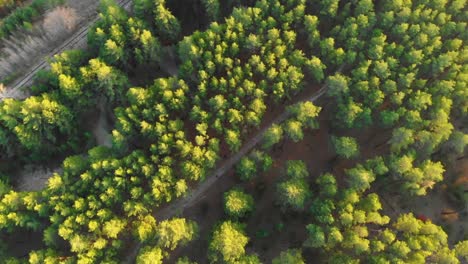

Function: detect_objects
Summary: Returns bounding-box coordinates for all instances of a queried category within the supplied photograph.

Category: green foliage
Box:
[201,0,220,21]
[304,159,464,263]
[236,150,272,181]
[0,190,46,233]
[277,177,311,211]
[209,221,249,263]
[262,123,283,150]
[284,119,304,142]
[288,101,321,130]
[2,0,467,262]
[0,94,77,158]
[331,136,359,159]
[89,0,162,67]
[390,156,445,196]
[176,257,198,264]
[286,160,309,179]
[152,0,181,42]
[156,218,198,250]
[236,156,256,181]
[345,165,375,191]
[272,248,305,264]
[454,241,468,263]
[137,246,164,264]
[224,188,254,218]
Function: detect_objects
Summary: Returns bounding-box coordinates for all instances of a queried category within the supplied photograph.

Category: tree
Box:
[134,214,157,242]
[326,74,349,98]
[304,15,320,47]
[277,177,311,211]
[443,131,468,156]
[320,0,339,17]
[201,0,220,21]
[284,120,304,142]
[12,95,76,155]
[389,127,414,153]
[306,56,325,82]
[236,157,257,181]
[226,129,241,152]
[331,136,359,159]
[153,0,181,42]
[286,160,309,179]
[454,241,468,263]
[209,221,249,263]
[262,123,283,150]
[157,218,198,250]
[316,173,337,197]
[272,249,305,264]
[288,101,321,129]
[346,165,375,191]
[224,189,254,218]
[103,218,126,239]
[137,246,164,264]
[176,257,198,264]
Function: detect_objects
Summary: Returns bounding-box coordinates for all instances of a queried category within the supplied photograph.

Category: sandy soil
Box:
[13,164,61,191]
[92,102,112,147]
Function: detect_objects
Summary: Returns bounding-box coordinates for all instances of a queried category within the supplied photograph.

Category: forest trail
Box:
[0,0,133,101]
[124,83,330,263]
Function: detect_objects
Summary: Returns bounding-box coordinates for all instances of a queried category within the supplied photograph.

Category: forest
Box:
[0,0,466,263]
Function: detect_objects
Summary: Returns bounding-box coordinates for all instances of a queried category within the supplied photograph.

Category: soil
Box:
[92,101,113,147]
[13,164,61,191]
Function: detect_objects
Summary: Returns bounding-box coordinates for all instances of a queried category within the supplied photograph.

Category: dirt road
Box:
[0,0,133,101]
[123,84,330,263]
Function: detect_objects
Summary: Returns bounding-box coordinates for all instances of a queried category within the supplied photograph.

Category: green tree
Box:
[286,160,309,179]
[272,249,305,264]
[319,0,339,17]
[12,95,76,155]
[226,129,241,152]
[326,74,349,98]
[157,218,198,250]
[346,165,375,191]
[137,246,164,264]
[331,136,359,159]
[209,221,249,263]
[284,120,304,142]
[201,0,220,21]
[224,188,254,218]
[454,241,468,263]
[262,123,283,150]
[288,101,321,129]
[176,257,198,264]
[236,157,257,181]
[153,0,181,42]
[277,177,311,211]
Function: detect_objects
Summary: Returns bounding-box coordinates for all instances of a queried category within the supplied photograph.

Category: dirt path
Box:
[0,0,133,101]
[14,165,62,192]
[123,84,330,263]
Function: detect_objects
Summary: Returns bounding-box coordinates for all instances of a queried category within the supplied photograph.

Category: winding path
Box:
[0,0,133,101]
[124,83,330,263]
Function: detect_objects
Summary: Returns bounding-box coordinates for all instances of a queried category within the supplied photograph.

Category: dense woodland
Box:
[0,0,467,263]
